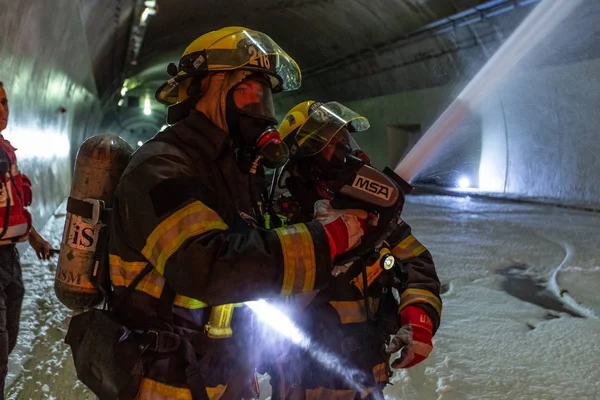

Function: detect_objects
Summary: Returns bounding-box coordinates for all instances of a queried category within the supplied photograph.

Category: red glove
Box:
[386,306,433,368]
[313,199,367,258]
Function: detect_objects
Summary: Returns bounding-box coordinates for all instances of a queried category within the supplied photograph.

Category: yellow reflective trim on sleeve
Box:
[399,288,442,316]
[142,201,228,275]
[109,254,208,310]
[274,223,316,296]
[392,234,427,260]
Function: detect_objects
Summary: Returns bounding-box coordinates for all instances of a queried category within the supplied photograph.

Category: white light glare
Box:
[245,299,372,395]
[160,124,168,131]
[3,128,70,159]
[143,97,152,115]
[117,99,124,107]
[458,176,471,189]
[242,30,267,54]
[137,141,143,147]
[120,87,128,97]
[245,300,306,345]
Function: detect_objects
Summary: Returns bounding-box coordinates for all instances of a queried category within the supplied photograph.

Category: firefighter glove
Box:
[386,306,433,369]
[313,199,367,258]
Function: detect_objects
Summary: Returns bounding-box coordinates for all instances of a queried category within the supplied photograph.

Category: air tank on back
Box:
[55,134,132,311]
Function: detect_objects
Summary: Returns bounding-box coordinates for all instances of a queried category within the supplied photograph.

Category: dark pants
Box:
[0,245,24,399]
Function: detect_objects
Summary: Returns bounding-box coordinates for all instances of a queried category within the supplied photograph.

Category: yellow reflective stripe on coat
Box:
[329,299,379,324]
[399,288,442,316]
[372,362,389,384]
[274,223,316,296]
[351,247,389,294]
[138,378,226,400]
[392,234,427,260]
[109,254,208,309]
[142,201,228,275]
[306,387,356,400]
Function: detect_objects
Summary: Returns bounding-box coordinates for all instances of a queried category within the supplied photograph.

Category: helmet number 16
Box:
[248,46,270,69]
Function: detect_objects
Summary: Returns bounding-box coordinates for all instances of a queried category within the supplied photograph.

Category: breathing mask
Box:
[226,74,289,170]
[310,126,356,180]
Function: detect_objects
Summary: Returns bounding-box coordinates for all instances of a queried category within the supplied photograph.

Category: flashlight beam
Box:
[245,300,377,396]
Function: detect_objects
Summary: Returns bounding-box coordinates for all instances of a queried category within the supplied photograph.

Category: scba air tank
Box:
[55,134,132,311]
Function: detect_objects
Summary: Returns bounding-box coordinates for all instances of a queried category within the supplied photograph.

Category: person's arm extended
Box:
[28,225,52,260]
[117,151,334,306]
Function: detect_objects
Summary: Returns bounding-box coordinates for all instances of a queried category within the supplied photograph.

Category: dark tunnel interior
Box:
[1,0,600,398]
[3,0,599,228]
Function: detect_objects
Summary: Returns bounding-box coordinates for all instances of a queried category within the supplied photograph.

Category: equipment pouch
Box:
[65,308,145,400]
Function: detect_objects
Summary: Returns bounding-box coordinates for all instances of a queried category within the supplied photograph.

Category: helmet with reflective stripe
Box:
[155,26,302,105]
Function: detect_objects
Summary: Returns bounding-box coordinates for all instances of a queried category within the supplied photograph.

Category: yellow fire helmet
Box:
[155,26,302,106]
[278,100,370,158]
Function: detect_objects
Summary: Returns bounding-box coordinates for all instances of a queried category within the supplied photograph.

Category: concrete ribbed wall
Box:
[0,0,102,227]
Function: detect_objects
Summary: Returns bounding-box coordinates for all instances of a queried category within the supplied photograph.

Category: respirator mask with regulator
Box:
[226,74,289,173]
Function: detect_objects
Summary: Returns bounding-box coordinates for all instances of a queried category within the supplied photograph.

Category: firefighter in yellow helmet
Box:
[259,101,442,400]
[108,28,369,399]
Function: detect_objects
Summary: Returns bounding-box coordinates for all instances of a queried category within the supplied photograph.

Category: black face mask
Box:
[226,87,289,170]
[309,140,352,180]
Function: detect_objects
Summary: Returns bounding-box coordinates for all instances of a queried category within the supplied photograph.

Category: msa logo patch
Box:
[352,175,392,200]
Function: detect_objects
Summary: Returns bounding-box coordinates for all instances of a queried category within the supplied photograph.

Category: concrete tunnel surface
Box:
[1,0,600,399]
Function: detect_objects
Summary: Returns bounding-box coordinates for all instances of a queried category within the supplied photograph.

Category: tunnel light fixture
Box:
[143,97,152,115]
[458,176,471,189]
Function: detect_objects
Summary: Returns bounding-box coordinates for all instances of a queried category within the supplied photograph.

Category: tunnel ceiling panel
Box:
[79,0,135,100]
[130,0,491,91]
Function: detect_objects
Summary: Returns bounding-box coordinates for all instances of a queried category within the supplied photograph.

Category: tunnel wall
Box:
[481,58,600,207]
[274,1,599,209]
[0,0,102,229]
[302,55,600,209]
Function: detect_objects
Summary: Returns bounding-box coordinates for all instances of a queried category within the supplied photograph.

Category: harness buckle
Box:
[82,198,104,225]
[146,330,181,353]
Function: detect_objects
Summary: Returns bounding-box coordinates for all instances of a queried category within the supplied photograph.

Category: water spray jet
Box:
[395,0,584,183]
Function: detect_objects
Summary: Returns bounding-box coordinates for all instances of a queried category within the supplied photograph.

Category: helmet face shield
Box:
[207,30,301,92]
[295,102,370,157]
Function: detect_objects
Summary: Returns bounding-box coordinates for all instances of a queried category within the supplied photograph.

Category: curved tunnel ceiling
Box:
[131,0,502,90]
[98,0,577,142]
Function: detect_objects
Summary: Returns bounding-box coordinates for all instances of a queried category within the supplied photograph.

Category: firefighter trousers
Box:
[0,245,24,399]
